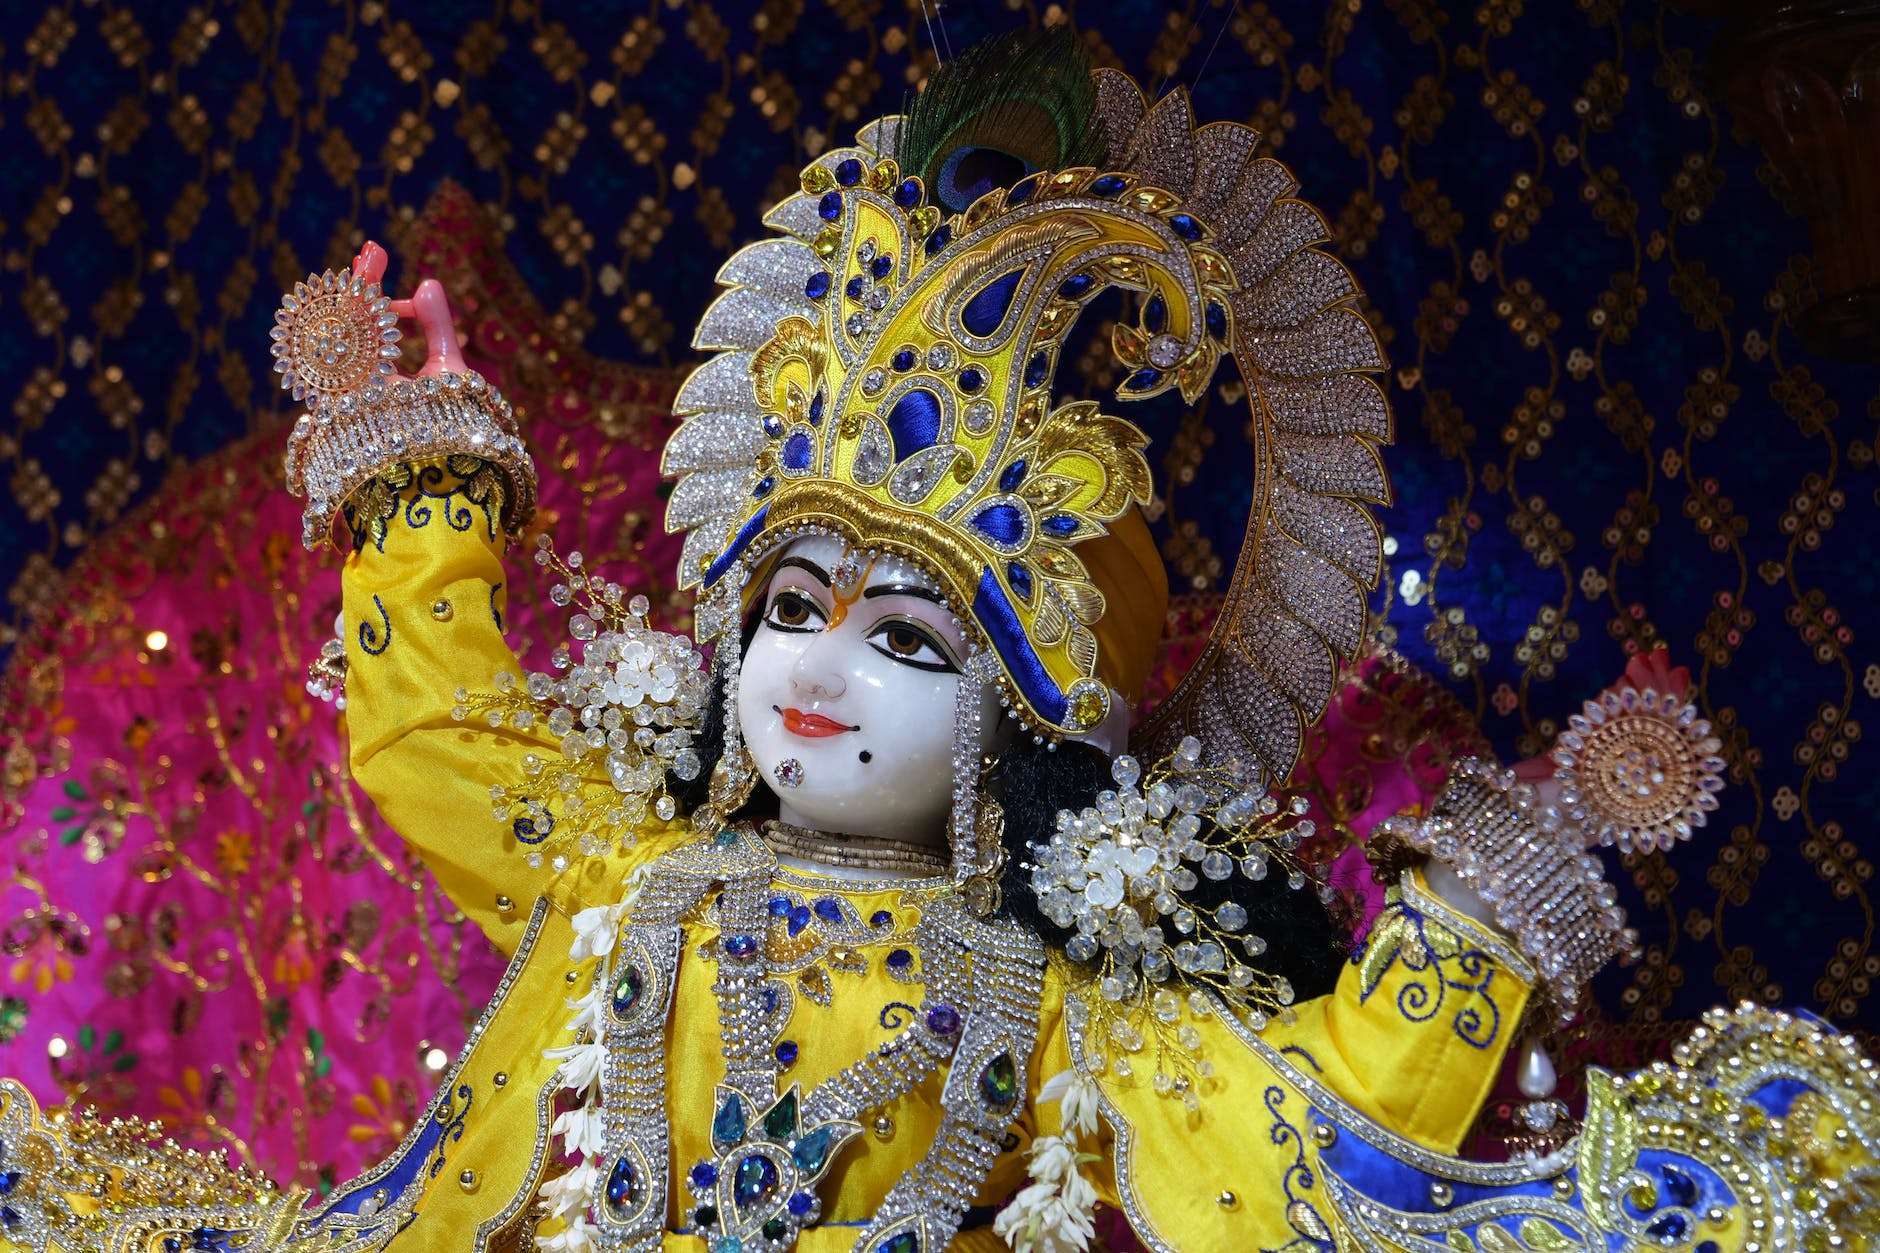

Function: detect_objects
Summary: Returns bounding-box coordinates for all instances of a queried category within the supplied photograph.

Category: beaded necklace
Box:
[582,825,1044,1253]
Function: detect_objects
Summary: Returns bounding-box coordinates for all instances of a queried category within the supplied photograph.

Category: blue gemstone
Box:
[690,1161,719,1188]
[734,1154,780,1207]
[835,157,864,187]
[999,459,1028,492]
[763,987,780,1012]
[610,965,643,1017]
[871,253,893,279]
[813,898,843,923]
[1007,175,1040,205]
[767,896,791,917]
[1006,563,1033,601]
[887,948,913,969]
[958,367,985,394]
[805,271,832,300]
[1645,1214,1689,1243]
[1042,514,1080,537]
[979,1051,1018,1106]
[818,192,843,222]
[870,909,893,927]
[792,1126,837,1174]
[0,1170,19,1196]
[1024,352,1050,389]
[892,347,916,371]
[724,934,758,959]
[961,269,1024,336]
[786,904,812,937]
[1145,294,1167,332]
[845,275,866,300]
[714,828,738,846]
[926,1003,962,1035]
[1206,301,1228,339]
[1660,1164,1699,1208]
[878,1232,920,1253]
[1696,1244,1720,1253]
[970,503,1027,546]
[894,177,922,208]
[713,1094,747,1147]
[809,390,825,425]
[776,1040,799,1066]
[925,224,952,255]
[1124,367,1163,390]
[762,414,785,437]
[788,1191,815,1217]
[781,431,813,471]
[605,1155,640,1212]
[1168,212,1202,241]
[1058,273,1095,299]
[1091,174,1128,197]
[752,476,776,499]
[712,1237,742,1253]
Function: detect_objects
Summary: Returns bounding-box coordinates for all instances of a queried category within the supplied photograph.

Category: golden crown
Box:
[667,71,1390,773]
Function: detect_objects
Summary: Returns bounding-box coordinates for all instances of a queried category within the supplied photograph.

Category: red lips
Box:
[778,706,858,738]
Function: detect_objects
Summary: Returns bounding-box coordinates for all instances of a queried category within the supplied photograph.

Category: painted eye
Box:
[765,590,826,633]
[865,619,956,673]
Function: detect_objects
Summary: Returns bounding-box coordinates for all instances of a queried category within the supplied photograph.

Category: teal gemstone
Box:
[712,1094,746,1149]
[610,964,643,1018]
[714,829,738,846]
[877,1233,920,1253]
[978,1052,1018,1107]
[733,1153,780,1208]
[792,1126,835,1175]
[711,1239,742,1253]
[762,1090,798,1141]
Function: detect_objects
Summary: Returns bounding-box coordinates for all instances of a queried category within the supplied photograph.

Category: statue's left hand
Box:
[351,240,468,377]
[1513,646,1704,851]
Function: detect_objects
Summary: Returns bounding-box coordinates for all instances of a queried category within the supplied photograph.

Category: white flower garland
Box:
[994,1069,1103,1253]
[534,867,650,1251]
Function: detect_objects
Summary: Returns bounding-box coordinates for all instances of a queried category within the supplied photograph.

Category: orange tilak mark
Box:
[825,555,877,629]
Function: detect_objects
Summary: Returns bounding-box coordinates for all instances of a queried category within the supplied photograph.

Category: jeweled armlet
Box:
[1380,757,1638,1020]
[273,268,536,551]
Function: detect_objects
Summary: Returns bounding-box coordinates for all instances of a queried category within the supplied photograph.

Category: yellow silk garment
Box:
[325,464,1534,1251]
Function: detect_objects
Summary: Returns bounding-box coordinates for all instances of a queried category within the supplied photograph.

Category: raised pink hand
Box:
[351,241,468,377]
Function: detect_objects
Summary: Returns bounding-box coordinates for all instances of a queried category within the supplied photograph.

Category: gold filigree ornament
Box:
[1551,685,1725,854]
[272,267,536,551]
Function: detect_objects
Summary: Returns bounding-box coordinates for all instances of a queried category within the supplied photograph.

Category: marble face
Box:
[736,536,1001,845]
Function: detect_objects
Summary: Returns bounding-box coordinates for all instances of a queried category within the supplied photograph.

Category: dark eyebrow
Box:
[862,582,947,605]
[773,556,831,586]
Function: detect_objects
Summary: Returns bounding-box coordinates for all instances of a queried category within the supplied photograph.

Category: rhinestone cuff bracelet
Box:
[283,369,536,550]
[1385,757,1639,1021]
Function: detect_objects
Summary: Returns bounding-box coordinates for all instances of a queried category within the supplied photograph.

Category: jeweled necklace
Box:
[582,825,1044,1253]
[761,820,951,876]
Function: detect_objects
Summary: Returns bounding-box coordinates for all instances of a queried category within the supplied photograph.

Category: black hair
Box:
[671,635,1349,1001]
[989,736,1349,1001]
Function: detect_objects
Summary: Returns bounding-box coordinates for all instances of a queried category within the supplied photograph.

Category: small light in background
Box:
[145,630,169,652]
[1399,569,1426,607]
[423,1046,449,1072]
[1382,536,1399,557]
[47,1035,68,1059]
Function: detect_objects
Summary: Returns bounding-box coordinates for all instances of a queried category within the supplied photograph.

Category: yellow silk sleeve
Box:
[1286,868,1534,1153]
[340,460,555,955]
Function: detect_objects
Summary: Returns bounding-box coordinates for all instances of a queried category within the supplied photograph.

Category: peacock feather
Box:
[895,27,1107,215]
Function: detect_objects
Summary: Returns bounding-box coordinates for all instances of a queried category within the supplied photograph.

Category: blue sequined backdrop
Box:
[2,1,1875,1036]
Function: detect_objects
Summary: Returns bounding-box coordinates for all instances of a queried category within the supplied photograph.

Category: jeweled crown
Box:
[668,64,1391,773]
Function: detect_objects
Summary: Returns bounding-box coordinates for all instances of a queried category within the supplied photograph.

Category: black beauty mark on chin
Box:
[859,750,873,764]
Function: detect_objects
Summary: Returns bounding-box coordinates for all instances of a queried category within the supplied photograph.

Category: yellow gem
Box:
[871,159,898,190]
[1068,687,1107,729]
[813,227,841,259]
[802,165,834,194]
[910,206,940,239]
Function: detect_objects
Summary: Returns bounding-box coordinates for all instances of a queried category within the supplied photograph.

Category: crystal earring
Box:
[772,758,804,789]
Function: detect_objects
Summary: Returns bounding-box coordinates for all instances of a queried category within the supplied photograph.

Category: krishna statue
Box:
[0,30,1871,1253]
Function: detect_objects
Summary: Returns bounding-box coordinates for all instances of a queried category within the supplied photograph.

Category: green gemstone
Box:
[763,1218,788,1241]
[978,1052,1017,1107]
[763,1089,799,1140]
